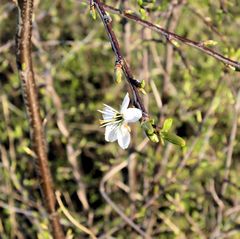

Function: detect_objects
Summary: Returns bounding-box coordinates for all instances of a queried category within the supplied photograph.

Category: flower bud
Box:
[139,88,147,95]
[141,120,159,143]
[149,133,159,143]
[202,40,218,46]
[160,131,185,147]
[139,80,146,94]
[114,63,123,83]
[170,39,180,48]
[90,5,97,20]
[140,80,145,88]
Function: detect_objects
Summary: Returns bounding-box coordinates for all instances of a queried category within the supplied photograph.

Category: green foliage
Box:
[0,0,240,238]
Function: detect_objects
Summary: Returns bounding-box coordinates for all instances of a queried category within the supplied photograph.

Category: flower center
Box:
[100,112,124,127]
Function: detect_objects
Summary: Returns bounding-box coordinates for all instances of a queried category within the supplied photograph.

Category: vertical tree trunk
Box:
[16,1,64,238]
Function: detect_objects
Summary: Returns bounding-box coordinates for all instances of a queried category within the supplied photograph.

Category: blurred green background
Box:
[0,0,240,238]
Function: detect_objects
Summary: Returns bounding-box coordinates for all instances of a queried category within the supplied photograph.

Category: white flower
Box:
[99,93,142,149]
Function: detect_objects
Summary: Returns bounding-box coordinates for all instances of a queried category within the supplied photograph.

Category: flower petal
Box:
[123,108,142,123]
[101,107,115,120]
[120,93,130,113]
[103,104,118,113]
[117,125,131,149]
[105,125,118,142]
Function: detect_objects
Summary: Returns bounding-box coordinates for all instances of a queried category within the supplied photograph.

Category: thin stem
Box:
[93,0,148,118]
[99,139,149,238]
[15,1,64,238]
[45,72,89,211]
[221,89,240,195]
[56,191,96,239]
[100,161,147,236]
[102,3,240,70]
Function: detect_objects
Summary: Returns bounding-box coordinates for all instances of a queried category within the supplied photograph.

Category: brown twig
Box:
[15,1,64,238]
[93,0,148,118]
[101,3,240,70]
[45,72,89,211]
[100,160,148,237]
[99,139,149,238]
[221,89,240,195]
[186,5,226,42]
[163,0,184,96]
[56,191,96,239]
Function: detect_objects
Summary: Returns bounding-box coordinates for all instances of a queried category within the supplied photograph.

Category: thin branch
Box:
[163,0,184,96]
[100,161,148,237]
[186,6,226,42]
[93,0,148,118]
[45,72,89,211]
[99,139,149,238]
[101,3,240,70]
[221,89,240,195]
[55,191,96,239]
[209,180,224,210]
[15,1,64,238]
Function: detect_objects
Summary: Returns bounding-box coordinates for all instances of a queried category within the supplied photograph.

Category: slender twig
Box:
[101,3,240,70]
[221,89,240,195]
[174,77,223,177]
[99,139,149,238]
[45,72,89,211]
[158,212,185,237]
[209,180,224,210]
[0,41,13,53]
[163,0,184,96]
[55,191,96,239]
[100,161,148,237]
[15,1,64,238]
[93,0,148,118]
[186,5,226,42]
[0,199,36,218]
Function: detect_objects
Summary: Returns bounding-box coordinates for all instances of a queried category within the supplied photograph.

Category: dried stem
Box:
[163,0,184,96]
[99,139,149,238]
[45,73,89,211]
[56,191,96,239]
[99,160,148,237]
[221,89,240,195]
[15,0,64,238]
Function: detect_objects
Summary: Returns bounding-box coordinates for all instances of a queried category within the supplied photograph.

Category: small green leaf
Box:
[139,8,147,20]
[202,40,218,46]
[139,80,146,94]
[125,10,134,14]
[162,118,173,132]
[149,133,159,143]
[225,64,236,71]
[140,80,145,88]
[160,131,185,147]
[114,65,123,83]
[196,110,202,123]
[170,39,180,48]
[139,88,147,95]
[141,120,159,143]
[141,121,154,135]
[90,6,97,20]
[138,0,143,7]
